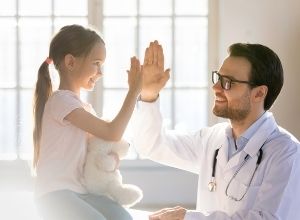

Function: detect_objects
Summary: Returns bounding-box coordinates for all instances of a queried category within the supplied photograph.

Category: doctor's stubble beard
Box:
[213,94,251,122]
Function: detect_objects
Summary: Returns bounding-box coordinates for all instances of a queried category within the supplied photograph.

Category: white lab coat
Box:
[132,99,300,220]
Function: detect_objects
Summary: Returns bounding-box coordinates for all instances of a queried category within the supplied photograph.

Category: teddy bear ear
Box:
[121,140,130,147]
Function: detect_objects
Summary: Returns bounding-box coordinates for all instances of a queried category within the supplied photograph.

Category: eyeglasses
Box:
[212,71,256,90]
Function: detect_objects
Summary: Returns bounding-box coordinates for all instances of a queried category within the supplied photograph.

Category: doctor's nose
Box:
[212,80,223,92]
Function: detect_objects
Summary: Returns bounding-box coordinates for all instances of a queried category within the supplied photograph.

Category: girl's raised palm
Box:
[128,56,143,96]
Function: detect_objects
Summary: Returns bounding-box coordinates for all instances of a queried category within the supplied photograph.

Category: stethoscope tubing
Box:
[209,146,264,200]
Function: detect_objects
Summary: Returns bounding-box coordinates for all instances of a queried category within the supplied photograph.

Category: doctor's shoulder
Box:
[277,126,300,145]
[275,126,300,150]
[264,126,300,161]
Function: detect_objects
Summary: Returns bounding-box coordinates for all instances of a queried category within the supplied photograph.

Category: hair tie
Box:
[45,57,53,65]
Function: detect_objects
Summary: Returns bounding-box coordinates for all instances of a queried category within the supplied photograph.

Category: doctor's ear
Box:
[252,85,268,103]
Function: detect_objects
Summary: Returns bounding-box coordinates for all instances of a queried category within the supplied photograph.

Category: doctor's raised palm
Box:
[141,41,170,102]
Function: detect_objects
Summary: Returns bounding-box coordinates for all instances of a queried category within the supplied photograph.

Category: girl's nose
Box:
[97,66,103,75]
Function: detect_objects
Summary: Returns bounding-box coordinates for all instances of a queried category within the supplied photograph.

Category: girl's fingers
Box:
[129,56,138,70]
[135,57,141,73]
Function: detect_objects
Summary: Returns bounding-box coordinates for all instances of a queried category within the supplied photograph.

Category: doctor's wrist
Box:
[138,92,159,102]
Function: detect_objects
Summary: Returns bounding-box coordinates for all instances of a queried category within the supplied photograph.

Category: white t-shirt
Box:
[35,90,94,198]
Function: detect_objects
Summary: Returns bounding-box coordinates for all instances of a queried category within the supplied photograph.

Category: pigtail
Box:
[32,60,53,169]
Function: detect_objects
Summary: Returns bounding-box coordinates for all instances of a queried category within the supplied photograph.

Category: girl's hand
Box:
[141,40,170,102]
[127,56,143,96]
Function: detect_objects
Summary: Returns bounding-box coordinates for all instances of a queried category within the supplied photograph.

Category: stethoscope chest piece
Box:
[208,148,220,192]
[208,177,216,192]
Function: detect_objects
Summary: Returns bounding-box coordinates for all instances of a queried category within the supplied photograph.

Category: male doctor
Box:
[132,41,300,219]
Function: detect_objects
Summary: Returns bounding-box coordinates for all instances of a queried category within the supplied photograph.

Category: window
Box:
[101,0,209,159]
[0,0,209,161]
[0,0,88,160]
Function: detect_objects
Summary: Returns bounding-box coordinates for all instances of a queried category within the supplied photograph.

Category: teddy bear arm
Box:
[111,143,130,159]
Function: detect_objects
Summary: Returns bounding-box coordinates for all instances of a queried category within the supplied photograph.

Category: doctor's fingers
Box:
[149,207,173,219]
[152,40,159,65]
[144,47,150,64]
[157,43,164,68]
[144,42,154,65]
[149,212,185,220]
[150,207,175,216]
[149,207,186,220]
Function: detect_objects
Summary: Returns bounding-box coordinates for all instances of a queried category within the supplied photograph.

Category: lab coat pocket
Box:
[225,176,261,202]
[225,157,263,200]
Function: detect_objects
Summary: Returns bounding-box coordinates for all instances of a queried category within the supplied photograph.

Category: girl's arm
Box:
[65,57,142,141]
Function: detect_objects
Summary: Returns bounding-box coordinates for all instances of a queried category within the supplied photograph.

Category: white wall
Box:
[217,0,300,138]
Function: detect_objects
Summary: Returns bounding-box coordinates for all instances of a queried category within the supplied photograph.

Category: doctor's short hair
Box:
[228,43,284,110]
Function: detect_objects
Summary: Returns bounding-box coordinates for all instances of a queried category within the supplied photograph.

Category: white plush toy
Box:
[83,137,143,207]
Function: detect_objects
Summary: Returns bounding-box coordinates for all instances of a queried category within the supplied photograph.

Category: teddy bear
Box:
[82,136,143,207]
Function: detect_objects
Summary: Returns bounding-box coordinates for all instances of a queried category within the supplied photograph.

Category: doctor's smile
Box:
[214,95,227,103]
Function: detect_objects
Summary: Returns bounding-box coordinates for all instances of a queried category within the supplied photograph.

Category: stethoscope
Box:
[208,145,264,201]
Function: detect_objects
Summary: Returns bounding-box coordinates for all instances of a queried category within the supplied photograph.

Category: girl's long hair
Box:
[33,61,52,168]
[32,24,104,169]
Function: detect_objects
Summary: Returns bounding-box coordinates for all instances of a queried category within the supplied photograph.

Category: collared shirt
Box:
[226,112,267,159]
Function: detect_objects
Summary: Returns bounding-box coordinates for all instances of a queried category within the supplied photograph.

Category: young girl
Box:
[33,24,142,220]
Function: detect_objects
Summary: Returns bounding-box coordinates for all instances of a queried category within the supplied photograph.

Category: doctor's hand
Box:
[141,40,170,102]
[149,206,186,220]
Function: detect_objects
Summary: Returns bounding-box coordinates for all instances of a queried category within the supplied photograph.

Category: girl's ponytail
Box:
[32,60,53,169]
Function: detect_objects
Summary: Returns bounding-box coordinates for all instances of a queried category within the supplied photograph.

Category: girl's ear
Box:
[64,54,75,72]
[252,85,268,103]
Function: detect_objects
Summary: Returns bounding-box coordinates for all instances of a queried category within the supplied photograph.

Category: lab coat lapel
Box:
[216,143,229,168]
[244,113,277,157]
[223,150,247,172]
[223,112,277,173]
[215,125,245,172]
[216,131,229,169]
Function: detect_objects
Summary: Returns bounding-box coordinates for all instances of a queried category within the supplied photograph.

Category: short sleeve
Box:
[47,91,84,125]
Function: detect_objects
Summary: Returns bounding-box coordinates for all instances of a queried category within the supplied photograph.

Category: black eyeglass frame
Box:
[212,71,256,90]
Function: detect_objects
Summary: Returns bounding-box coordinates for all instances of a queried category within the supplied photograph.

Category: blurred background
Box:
[0,0,299,219]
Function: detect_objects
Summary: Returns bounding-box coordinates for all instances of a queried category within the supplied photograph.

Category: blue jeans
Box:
[35,190,133,220]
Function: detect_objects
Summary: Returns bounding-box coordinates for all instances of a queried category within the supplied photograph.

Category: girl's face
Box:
[74,42,106,91]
